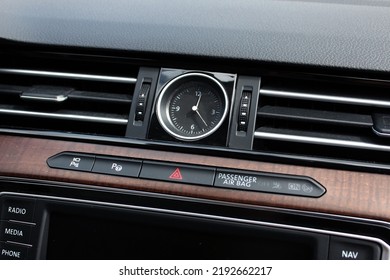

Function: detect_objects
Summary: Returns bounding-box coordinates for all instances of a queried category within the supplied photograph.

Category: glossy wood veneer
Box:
[0,135,389,222]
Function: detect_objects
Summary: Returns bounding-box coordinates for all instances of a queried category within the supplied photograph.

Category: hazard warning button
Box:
[139,161,215,186]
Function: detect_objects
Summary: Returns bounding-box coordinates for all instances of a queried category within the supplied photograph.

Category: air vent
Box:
[253,76,390,168]
[0,67,137,137]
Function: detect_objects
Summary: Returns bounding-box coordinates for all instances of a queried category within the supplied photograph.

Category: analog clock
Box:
[156,73,229,141]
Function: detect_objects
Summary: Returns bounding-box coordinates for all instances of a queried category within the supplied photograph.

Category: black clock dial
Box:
[156,73,229,141]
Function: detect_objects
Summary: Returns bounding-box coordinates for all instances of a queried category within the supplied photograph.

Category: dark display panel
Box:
[47,206,328,260]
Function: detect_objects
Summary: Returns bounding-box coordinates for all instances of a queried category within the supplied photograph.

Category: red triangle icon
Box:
[169,168,183,180]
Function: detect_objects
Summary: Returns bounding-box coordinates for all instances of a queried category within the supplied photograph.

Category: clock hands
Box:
[191,92,208,127]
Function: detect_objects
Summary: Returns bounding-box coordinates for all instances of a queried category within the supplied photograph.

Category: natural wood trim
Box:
[0,135,389,222]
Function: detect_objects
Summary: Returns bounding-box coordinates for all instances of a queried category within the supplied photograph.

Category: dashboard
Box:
[0,0,390,260]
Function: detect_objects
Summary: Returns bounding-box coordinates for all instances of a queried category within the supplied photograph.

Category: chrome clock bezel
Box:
[156,72,229,141]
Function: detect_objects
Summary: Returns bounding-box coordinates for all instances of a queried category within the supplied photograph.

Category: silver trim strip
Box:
[0,109,128,125]
[260,88,390,108]
[0,69,137,84]
[6,241,33,248]
[372,127,390,138]
[255,131,390,152]
[20,95,69,102]
[9,220,36,226]
[1,192,389,260]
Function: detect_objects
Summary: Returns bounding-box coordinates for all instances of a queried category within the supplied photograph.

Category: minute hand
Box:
[195,110,208,127]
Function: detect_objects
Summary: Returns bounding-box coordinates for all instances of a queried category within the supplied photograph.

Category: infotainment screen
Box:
[46,206,327,259]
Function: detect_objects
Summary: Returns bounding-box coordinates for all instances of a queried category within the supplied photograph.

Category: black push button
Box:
[92,157,142,177]
[0,222,33,244]
[214,169,325,197]
[0,242,29,260]
[140,161,215,186]
[47,152,95,172]
[329,236,381,260]
[2,198,36,222]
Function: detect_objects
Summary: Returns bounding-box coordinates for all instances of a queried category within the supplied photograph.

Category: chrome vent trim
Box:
[0,69,137,84]
[0,109,128,125]
[254,131,390,152]
[260,88,390,108]
[0,65,136,137]
[254,76,390,168]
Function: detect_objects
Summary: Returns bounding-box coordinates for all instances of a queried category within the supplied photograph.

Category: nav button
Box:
[329,236,381,260]
[92,157,142,178]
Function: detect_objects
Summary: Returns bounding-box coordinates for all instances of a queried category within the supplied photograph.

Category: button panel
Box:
[47,152,327,198]
[0,197,38,259]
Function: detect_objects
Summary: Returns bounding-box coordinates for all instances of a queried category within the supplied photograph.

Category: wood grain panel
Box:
[0,134,389,222]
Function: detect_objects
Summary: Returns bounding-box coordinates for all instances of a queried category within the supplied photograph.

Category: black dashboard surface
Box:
[1,0,390,72]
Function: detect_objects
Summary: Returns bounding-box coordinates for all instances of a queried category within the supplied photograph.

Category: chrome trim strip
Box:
[255,131,390,152]
[20,95,68,102]
[1,192,389,260]
[9,220,36,226]
[6,241,33,248]
[0,109,128,125]
[0,69,137,84]
[372,127,390,138]
[260,88,390,108]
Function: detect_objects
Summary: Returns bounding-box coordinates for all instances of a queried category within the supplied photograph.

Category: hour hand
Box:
[195,93,202,107]
[192,93,202,111]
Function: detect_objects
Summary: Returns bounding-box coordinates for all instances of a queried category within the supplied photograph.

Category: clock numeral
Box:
[191,124,195,130]
[195,91,202,97]
[175,106,181,112]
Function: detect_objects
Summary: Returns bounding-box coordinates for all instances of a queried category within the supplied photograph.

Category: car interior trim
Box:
[254,131,390,152]
[0,109,128,125]
[0,68,137,84]
[260,88,390,108]
[4,128,390,173]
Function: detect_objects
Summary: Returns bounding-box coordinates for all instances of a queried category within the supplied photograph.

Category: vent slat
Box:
[0,65,137,137]
[254,76,390,168]
[254,127,390,152]
[260,88,390,108]
[0,107,128,125]
[0,69,137,84]
[258,105,373,127]
[69,91,132,104]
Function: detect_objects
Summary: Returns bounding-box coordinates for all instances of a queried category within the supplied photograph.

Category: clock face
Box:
[156,73,229,141]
